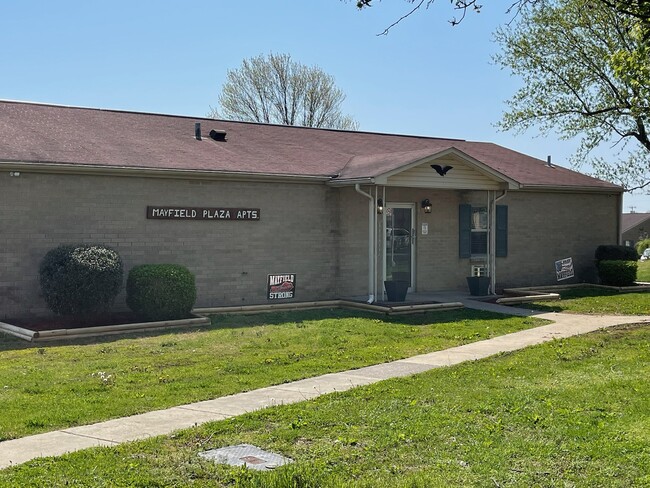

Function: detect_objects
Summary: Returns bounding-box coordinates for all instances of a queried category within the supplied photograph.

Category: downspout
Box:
[373,186,380,301]
[490,190,508,294]
[616,192,623,244]
[487,190,492,292]
[355,184,375,303]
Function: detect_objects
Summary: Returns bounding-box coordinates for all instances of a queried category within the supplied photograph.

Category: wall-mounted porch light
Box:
[421,198,432,213]
[377,198,384,214]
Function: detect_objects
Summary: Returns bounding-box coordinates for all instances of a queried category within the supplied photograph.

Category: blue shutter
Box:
[459,204,471,258]
[496,205,508,257]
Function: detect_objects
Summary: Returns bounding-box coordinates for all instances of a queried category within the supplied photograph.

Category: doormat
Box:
[199,444,293,471]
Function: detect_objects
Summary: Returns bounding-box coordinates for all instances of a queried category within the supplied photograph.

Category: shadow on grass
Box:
[208,307,527,329]
[518,286,649,313]
[0,307,524,352]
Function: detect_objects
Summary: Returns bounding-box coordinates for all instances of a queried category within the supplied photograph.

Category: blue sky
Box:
[1,0,648,212]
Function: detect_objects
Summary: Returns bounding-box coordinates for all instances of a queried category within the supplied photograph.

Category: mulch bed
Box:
[5,312,149,332]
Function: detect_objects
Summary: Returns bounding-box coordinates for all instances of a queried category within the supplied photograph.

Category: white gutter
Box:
[327,177,375,187]
[0,161,332,184]
[516,184,623,193]
[355,183,375,303]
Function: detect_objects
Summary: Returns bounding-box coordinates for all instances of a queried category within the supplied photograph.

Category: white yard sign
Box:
[555,257,574,281]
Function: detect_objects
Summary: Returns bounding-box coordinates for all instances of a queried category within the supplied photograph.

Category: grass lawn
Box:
[638,260,650,282]
[0,308,544,441]
[523,287,650,315]
[2,324,648,487]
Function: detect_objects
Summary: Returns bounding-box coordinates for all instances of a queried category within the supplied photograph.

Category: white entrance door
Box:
[384,204,415,290]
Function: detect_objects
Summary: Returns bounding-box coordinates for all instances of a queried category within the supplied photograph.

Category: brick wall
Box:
[622,220,650,247]
[0,171,621,319]
[336,187,620,296]
[495,191,620,288]
[337,187,473,298]
[390,188,468,292]
[0,172,340,319]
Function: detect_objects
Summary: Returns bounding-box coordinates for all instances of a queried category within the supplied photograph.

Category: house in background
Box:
[0,100,623,319]
[621,212,650,248]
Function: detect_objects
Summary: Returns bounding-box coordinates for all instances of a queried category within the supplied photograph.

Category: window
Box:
[471,265,488,277]
[459,204,508,259]
[470,207,488,255]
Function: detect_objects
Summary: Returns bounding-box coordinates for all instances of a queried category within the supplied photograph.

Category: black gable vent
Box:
[209,129,227,142]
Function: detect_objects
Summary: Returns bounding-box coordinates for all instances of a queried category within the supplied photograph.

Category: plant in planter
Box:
[384,280,409,302]
[384,271,409,302]
[466,275,490,296]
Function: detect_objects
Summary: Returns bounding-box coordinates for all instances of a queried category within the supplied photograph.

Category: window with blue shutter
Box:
[460,204,508,258]
[496,205,508,257]
[459,204,471,258]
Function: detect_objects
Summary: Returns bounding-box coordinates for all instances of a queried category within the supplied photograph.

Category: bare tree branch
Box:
[377,0,428,36]
[212,53,358,130]
[353,0,649,33]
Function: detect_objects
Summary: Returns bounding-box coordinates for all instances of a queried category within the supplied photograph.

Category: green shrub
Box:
[597,260,638,286]
[595,244,638,263]
[636,238,650,256]
[126,264,197,321]
[39,244,123,316]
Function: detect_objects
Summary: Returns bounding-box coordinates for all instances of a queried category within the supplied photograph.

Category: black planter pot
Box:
[384,280,409,302]
[466,276,490,296]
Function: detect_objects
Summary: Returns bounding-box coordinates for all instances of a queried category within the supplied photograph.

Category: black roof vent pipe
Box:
[209,129,227,142]
[195,122,202,140]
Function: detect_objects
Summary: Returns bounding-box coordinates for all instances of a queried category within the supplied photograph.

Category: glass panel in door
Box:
[385,206,413,286]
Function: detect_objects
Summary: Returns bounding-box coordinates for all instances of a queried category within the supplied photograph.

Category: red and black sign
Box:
[147,206,259,220]
[267,274,296,300]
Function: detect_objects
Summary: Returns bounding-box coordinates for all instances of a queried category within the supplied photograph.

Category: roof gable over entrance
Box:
[377,148,516,190]
[385,155,507,190]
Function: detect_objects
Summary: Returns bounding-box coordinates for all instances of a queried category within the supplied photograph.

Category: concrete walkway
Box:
[1,304,649,470]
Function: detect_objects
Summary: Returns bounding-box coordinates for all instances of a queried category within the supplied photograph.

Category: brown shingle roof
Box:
[622,213,650,232]
[0,100,621,191]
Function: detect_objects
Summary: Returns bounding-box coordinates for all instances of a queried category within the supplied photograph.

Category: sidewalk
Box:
[1,306,649,470]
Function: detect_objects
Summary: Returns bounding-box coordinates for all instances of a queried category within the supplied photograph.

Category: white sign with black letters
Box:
[555,257,574,281]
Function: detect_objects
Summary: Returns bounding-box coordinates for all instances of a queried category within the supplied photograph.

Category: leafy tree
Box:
[352,0,649,189]
[494,0,650,191]
[211,53,358,130]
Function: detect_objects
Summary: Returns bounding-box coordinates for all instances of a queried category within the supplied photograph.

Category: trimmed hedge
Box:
[595,244,638,263]
[39,244,123,316]
[126,264,197,321]
[598,260,638,287]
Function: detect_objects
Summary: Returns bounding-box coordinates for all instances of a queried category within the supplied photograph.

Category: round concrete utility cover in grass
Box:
[199,444,293,471]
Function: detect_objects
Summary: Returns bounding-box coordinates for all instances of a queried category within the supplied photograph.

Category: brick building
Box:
[0,101,623,319]
[621,213,650,248]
